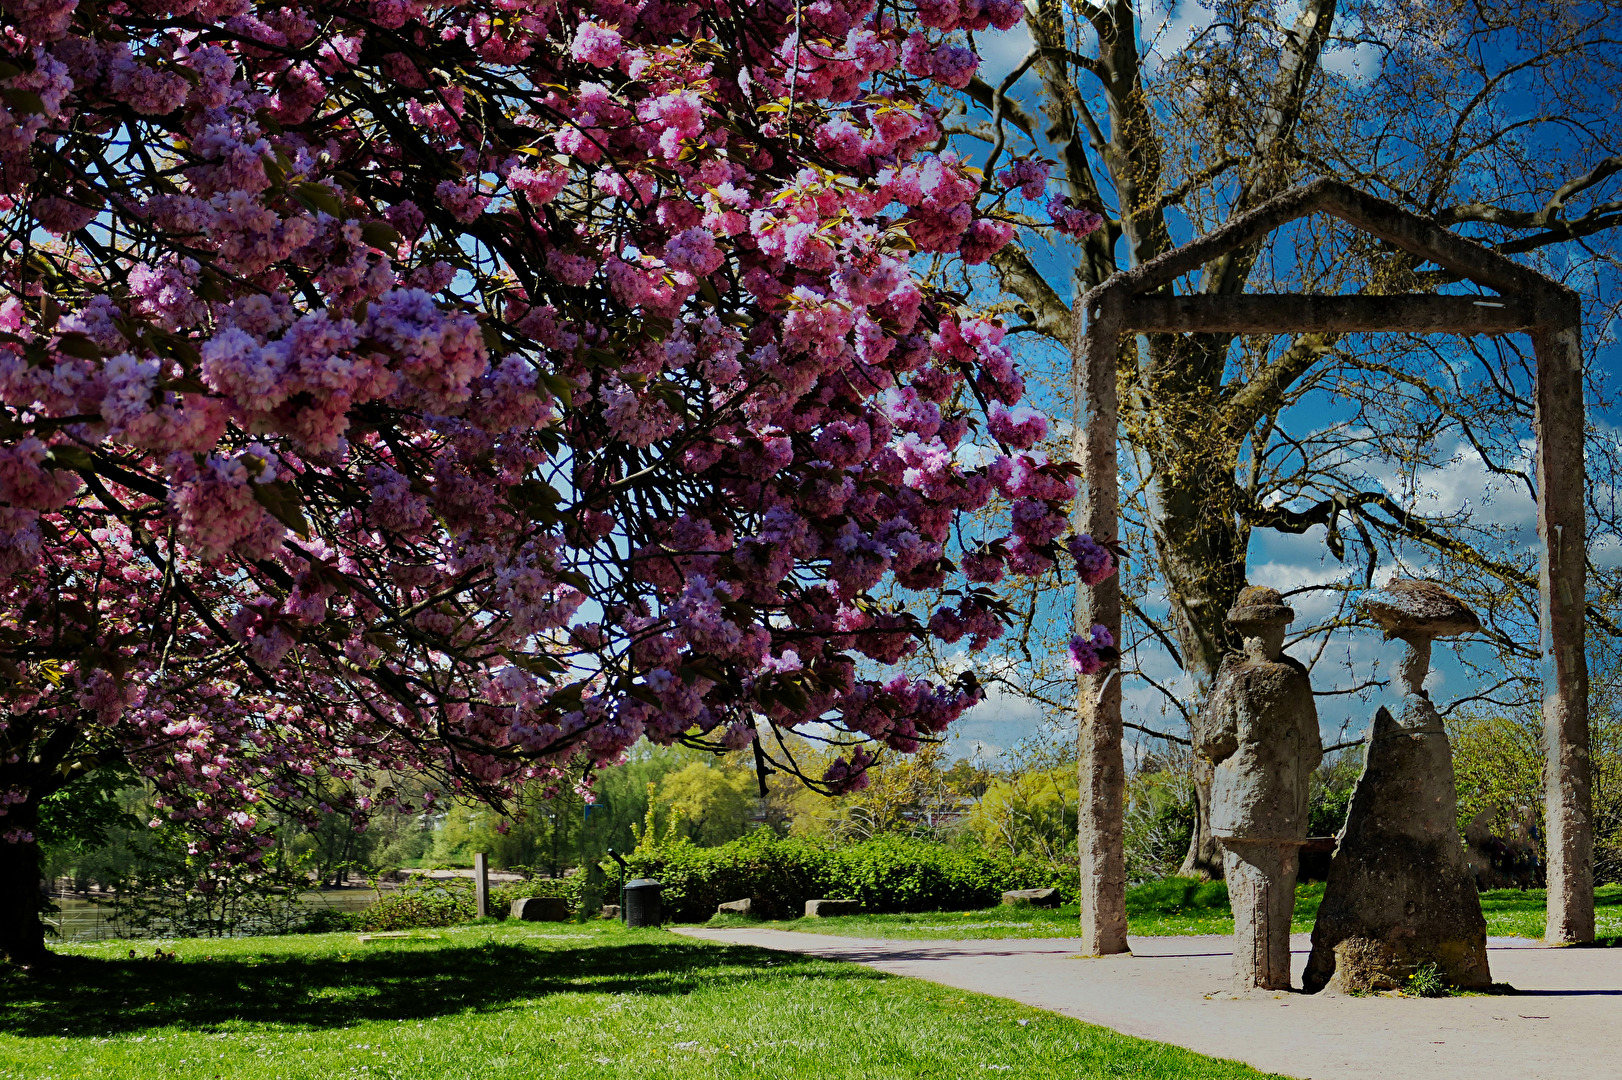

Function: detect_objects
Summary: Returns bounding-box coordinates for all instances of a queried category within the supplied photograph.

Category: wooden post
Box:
[1533,293,1593,944]
[1074,286,1129,956]
[474,852,489,920]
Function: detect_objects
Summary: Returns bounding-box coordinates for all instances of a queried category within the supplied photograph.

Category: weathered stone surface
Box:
[1001,888,1061,907]
[717,898,753,915]
[1304,699,1491,994]
[1201,659,1320,844]
[511,896,570,922]
[804,899,860,918]
[1360,579,1481,640]
[600,904,621,919]
[1225,585,1296,629]
[1359,580,1482,697]
[1194,586,1321,991]
[1224,841,1299,991]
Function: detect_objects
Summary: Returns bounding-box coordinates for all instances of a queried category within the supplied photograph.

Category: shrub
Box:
[825,836,1071,914]
[295,871,591,934]
[616,832,1077,922]
[296,907,358,934]
[350,890,471,932]
[491,874,586,916]
[613,831,831,920]
[1124,876,1229,917]
[1123,768,1195,884]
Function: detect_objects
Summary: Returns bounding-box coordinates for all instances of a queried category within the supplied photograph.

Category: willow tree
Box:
[950,0,1622,876]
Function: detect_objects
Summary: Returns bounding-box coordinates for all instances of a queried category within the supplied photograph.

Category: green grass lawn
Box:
[1,922,1280,1080]
[702,881,1622,941]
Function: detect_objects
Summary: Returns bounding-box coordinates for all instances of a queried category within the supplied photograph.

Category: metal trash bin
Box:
[622,877,664,928]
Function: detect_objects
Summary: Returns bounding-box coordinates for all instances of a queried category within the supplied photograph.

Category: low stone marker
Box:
[511,896,570,922]
[804,899,860,917]
[717,898,753,915]
[600,904,621,919]
[1001,888,1061,907]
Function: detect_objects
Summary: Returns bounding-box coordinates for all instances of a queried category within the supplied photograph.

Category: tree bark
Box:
[0,800,48,966]
[1178,755,1224,879]
[1157,459,1242,880]
[1141,331,1249,879]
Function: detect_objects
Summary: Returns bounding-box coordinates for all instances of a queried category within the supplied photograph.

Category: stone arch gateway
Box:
[1071,179,1589,954]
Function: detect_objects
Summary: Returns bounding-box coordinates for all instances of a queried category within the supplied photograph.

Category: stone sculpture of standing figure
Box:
[1195,586,1323,992]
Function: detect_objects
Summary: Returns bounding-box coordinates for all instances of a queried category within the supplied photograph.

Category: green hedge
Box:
[349,890,469,932]
[298,841,1078,931]
[613,832,1077,922]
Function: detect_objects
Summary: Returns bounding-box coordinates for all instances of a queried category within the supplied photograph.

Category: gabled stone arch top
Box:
[1067,177,1591,956]
[1081,178,1579,335]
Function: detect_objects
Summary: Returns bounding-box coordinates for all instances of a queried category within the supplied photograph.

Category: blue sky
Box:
[934,3,1622,762]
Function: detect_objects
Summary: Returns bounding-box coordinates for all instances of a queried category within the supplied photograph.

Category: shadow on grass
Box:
[0,937,868,1038]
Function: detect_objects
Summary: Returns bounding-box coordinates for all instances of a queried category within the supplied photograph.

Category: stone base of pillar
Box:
[1223,840,1300,992]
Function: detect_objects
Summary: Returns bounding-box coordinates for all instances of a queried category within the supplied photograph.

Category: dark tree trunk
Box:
[1143,337,1249,881]
[0,801,48,966]
[1178,755,1225,879]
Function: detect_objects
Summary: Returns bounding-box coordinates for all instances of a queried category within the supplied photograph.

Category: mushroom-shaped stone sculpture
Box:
[1359,578,1480,696]
[1303,579,1491,994]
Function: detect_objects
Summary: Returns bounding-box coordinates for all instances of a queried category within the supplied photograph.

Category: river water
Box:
[46,888,382,942]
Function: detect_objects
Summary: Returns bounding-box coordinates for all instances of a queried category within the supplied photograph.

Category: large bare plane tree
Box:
[951,0,1622,875]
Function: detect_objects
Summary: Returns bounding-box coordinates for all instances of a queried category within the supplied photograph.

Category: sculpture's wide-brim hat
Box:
[1359,578,1480,639]
[1226,585,1294,628]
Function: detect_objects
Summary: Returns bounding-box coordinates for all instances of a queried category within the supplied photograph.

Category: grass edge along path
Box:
[1,922,1283,1080]
[700,881,1622,941]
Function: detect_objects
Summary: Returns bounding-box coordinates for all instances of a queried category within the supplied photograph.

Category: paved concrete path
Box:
[673,927,1622,1080]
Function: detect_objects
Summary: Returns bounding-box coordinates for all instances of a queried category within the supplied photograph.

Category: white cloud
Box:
[945,671,1048,761]
[1320,39,1382,85]
[1366,440,1538,532]
[975,23,1036,86]
[1141,0,1218,66]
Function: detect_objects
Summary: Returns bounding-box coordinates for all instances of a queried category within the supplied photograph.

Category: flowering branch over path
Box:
[0,0,1104,959]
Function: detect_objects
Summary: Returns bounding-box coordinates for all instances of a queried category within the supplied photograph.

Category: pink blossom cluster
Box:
[1048,194,1106,238]
[997,158,1052,200]
[928,597,1005,650]
[1068,624,1116,675]
[987,402,1048,449]
[822,748,876,794]
[0,0,1067,916]
[1067,533,1118,587]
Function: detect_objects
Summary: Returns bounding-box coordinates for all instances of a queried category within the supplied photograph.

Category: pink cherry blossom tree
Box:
[0,0,1107,962]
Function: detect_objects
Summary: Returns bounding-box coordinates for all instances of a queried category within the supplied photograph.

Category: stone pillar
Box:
[1073,287,1128,956]
[1532,302,1592,945]
[474,852,489,919]
[1303,702,1491,993]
